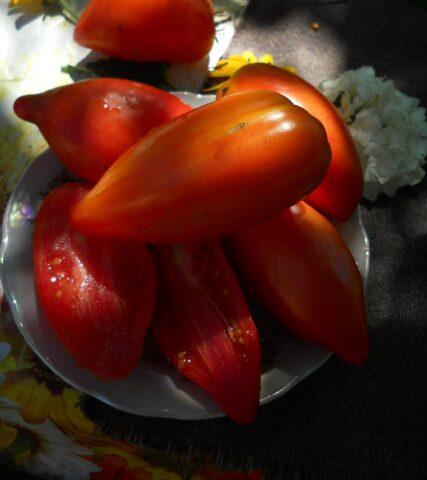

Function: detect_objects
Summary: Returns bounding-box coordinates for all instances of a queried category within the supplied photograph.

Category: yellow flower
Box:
[0,377,94,437]
[9,0,41,5]
[9,0,43,7]
[8,0,44,13]
[0,374,178,478]
[9,0,80,22]
[209,51,273,78]
[204,50,296,92]
[0,420,17,450]
[0,397,99,479]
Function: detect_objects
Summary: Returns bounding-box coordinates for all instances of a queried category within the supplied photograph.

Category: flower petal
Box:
[319,67,427,200]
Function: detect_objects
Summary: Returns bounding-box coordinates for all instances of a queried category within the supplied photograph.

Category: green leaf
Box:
[61,64,98,82]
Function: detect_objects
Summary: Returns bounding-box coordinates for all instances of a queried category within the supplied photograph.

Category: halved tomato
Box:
[151,240,261,424]
[228,201,368,364]
[33,183,157,379]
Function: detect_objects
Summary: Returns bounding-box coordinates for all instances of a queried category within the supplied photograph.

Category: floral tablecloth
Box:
[0,300,262,479]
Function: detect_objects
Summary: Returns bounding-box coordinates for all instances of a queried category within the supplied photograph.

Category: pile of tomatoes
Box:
[13,0,368,424]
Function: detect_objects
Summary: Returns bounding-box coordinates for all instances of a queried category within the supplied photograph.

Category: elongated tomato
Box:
[14,79,191,183]
[33,184,157,379]
[74,0,215,63]
[72,90,331,243]
[228,201,368,364]
[218,64,363,221]
[151,240,261,424]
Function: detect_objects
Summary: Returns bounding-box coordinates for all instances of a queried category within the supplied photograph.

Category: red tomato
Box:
[74,0,215,63]
[228,201,368,364]
[218,64,363,221]
[33,184,157,379]
[151,240,261,424]
[14,79,191,183]
[72,91,331,243]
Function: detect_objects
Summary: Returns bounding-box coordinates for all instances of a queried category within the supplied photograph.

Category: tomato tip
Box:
[14,95,37,123]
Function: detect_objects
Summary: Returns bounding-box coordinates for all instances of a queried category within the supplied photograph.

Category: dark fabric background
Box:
[82,0,426,478]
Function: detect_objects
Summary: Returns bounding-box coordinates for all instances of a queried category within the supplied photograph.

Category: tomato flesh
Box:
[151,240,261,424]
[228,201,368,364]
[33,184,157,379]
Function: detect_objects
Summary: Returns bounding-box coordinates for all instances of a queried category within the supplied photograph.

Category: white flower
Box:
[0,342,11,385]
[0,396,100,480]
[319,66,427,200]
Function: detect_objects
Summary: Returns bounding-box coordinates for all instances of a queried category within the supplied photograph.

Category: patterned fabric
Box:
[0,307,261,479]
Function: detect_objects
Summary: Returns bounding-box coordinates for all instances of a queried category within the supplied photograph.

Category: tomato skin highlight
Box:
[218,63,363,221]
[72,90,331,243]
[227,201,368,365]
[151,240,261,424]
[74,0,215,63]
[33,184,157,379]
[14,79,191,184]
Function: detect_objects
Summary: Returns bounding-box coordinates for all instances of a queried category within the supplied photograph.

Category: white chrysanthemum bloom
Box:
[319,67,427,200]
[0,397,100,480]
[0,342,11,385]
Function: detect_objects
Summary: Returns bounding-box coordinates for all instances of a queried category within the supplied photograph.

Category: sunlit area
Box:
[0,1,426,479]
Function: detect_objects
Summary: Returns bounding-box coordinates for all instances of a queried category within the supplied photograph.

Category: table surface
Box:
[1,1,426,479]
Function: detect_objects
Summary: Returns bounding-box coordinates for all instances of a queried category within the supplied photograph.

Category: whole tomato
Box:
[218,63,363,221]
[228,201,368,364]
[72,91,331,243]
[74,0,215,63]
[14,79,191,183]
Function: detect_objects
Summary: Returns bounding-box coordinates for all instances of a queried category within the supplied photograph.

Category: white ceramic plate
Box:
[0,93,369,420]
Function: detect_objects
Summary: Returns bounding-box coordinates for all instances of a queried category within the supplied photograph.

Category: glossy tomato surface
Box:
[33,184,157,379]
[72,90,331,243]
[14,79,191,183]
[228,201,368,364]
[218,64,363,221]
[74,0,215,63]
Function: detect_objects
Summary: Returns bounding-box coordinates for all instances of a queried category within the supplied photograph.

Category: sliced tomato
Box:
[218,63,363,221]
[151,240,261,424]
[72,90,331,243]
[228,201,368,364]
[33,184,157,379]
[74,0,215,63]
[14,79,191,183]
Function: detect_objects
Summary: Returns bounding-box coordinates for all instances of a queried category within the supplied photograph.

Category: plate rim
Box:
[0,92,369,420]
